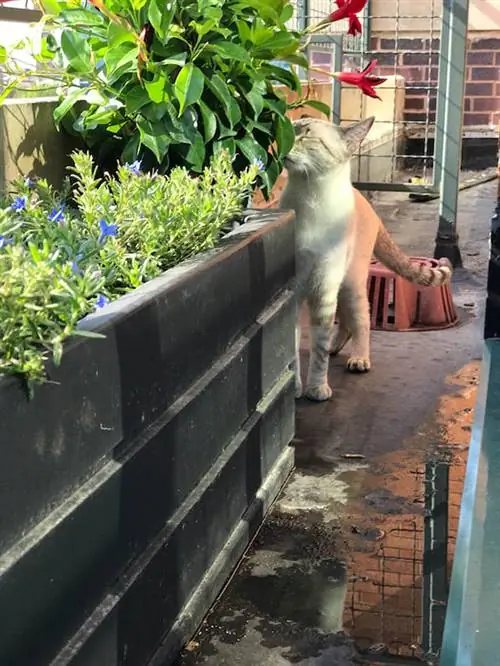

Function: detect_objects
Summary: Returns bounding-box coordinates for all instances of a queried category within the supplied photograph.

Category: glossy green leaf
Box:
[210,41,250,64]
[283,53,309,69]
[186,131,206,171]
[236,134,268,166]
[244,83,265,118]
[280,3,294,22]
[174,63,205,115]
[125,86,150,115]
[0,46,7,65]
[197,100,217,142]
[303,99,332,117]
[145,73,167,103]
[60,8,106,27]
[53,87,90,124]
[275,115,294,157]
[214,138,236,157]
[108,23,137,47]
[138,117,170,163]
[105,43,140,83]
[148,0,176,42]
[208,75,241,126]
[60,30,92,73]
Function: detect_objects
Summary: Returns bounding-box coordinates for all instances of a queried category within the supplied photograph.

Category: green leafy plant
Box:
[0,150,258,388]
[1,0,325,196]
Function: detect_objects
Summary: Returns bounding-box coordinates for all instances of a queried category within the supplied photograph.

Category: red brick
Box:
[470,37,500,50]
[402,52,439,66]
[405,96,425,110]
[398,66,426,82]
[397,38,427,50]
[470,66,500,81]
[474,97,500,112]
[464,112,491,126]
[465,81,494,96]
[467,51,495,65]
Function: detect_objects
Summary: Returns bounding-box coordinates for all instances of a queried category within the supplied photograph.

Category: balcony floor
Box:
[174,180,494,666]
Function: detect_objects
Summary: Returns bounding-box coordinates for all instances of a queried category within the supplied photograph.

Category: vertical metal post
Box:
[296,0,309,81]
[331,35,343,125]
[433,1,451,192]
[433,0,470,267]
[422,461,449,659]
[484,138,500,339]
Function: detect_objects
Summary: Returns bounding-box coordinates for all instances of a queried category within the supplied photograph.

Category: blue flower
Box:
[24,177,34,189]
[48,206,65,224]
[253,158,266,173]
[0,235,13,249]
[11,196,26,212]
[125,160,142,175]
[98,219,118,243]
[95,294,109,310]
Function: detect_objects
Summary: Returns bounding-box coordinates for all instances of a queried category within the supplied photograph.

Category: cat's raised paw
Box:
[295,382,304,399]
[304,384,333,401]
[346,356,371,373]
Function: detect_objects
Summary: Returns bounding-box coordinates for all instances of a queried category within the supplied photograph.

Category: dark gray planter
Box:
[0,209,296,666]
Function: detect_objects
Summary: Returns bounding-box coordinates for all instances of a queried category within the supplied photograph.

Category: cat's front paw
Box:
[304,383,333,401]
[346,356,371,373]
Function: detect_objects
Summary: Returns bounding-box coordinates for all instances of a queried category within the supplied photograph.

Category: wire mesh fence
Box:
[297,0,444,189]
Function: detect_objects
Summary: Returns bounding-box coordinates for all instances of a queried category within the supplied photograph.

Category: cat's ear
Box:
[342,117,375,154]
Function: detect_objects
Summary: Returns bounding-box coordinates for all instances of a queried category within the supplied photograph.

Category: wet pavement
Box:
[174,181,493,665]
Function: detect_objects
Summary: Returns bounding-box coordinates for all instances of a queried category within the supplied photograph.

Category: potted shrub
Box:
[0,152,296,666]
[1,0,322,196]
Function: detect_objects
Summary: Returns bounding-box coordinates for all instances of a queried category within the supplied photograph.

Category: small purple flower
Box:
[11,196,26,212]
[0,235,13,249]
[24,176,34,189]
[48,206,65,224]
[125,160,142,175]
[95,294,109,310]
[253,158,266,173]
[98,219,118,243]
[71,252,83,274]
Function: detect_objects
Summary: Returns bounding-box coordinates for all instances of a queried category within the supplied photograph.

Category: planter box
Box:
[0,209,296,666]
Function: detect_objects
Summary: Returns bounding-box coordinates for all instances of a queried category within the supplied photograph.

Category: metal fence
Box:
[296,0,470,265]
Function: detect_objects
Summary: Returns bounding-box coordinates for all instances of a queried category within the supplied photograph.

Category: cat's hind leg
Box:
[330,291,352,356]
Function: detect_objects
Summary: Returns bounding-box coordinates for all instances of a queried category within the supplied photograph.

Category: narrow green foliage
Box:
[0,151,258,387]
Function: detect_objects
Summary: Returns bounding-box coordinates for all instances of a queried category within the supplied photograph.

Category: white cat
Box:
[280,117,452,402]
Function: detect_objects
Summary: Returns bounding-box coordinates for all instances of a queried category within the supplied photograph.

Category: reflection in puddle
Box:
[344,461,453,664]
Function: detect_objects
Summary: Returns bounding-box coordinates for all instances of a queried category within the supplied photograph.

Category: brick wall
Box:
[372,35,500,128]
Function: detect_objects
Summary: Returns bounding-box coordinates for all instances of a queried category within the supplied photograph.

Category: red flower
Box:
[329,0,367,36]
[333,60,386,99]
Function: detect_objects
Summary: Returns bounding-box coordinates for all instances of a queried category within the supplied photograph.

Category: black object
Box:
[0,210,296,666]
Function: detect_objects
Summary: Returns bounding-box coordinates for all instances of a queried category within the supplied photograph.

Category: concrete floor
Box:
[175,181,493,666]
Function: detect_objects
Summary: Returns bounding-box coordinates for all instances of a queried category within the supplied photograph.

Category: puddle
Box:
[176,360,479,666]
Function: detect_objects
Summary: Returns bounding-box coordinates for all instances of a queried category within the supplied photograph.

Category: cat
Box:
[280,116,452,402]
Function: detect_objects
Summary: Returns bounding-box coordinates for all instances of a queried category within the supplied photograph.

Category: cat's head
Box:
[284,116,375,176]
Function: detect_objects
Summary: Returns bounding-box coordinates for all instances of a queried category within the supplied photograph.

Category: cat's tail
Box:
[374,222,453,286]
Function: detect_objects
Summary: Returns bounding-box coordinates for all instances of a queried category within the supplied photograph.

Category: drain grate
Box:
[367,258,458,332]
